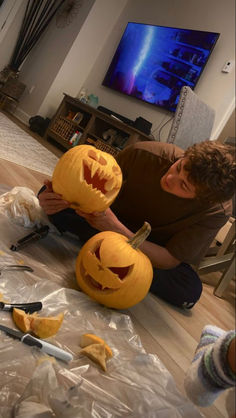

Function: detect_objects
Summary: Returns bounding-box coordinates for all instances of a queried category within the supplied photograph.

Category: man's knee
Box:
[150,263,203,309]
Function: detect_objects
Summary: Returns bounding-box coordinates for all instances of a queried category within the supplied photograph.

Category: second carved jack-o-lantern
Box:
[52,145,122,213]
[76,223,153,309]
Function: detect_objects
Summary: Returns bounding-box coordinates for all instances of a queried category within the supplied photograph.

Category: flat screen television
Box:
[102,22,220,112]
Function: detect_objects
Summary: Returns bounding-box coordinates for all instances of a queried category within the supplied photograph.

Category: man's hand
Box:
[38,180,70,215]
[75,207,122,232]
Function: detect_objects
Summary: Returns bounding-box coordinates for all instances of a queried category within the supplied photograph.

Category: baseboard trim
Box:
[12,107,31,124]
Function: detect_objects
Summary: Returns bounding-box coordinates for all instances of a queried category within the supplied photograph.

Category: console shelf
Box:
[45,93,151,155]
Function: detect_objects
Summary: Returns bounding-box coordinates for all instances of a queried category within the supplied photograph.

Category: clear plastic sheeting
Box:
[0,283,203,418]
[0,186,203,418]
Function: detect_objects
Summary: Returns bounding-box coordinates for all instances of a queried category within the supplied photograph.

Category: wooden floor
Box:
[0,111,235,418]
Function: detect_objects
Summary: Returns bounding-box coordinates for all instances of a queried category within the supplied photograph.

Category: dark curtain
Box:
[9,0,66,71]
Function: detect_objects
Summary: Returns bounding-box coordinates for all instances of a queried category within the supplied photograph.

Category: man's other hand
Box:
[38,180,70,215]
[75,207,121,232]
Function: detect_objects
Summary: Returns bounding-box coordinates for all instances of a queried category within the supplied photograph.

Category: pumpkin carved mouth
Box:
[83,158,119,196]
[80,244,132,293]
[80,265,115,294]
[83,162,108,195]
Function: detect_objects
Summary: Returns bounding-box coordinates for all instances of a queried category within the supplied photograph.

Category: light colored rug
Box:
[0,112,59,176]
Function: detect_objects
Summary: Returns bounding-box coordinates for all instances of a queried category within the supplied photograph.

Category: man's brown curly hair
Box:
[183,140,236,204]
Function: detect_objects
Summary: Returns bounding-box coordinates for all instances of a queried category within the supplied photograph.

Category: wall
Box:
[83,0,235,140]
[38,0,128,118]
[0,0,24,69]
[217,108,235,143]
[1,0,235,141]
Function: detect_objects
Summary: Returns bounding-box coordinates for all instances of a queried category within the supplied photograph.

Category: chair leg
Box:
[214,256,235,297]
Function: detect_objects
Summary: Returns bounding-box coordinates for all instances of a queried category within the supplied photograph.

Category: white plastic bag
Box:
[0,186,49,228]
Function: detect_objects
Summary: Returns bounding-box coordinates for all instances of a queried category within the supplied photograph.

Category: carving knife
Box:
[0,301,42,314]
[0,324,73,363]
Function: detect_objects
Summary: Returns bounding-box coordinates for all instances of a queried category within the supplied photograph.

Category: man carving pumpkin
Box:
[38,140,235,309]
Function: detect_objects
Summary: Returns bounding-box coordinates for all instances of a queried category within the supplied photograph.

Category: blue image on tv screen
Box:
[102,23,219,112]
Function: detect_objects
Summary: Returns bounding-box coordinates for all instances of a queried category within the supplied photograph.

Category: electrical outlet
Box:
[221,61,234,73]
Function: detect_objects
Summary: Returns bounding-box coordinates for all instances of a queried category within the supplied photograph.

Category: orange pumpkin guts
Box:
[76,222,153,309]
[13,308,64,339]
[52,145,122,213]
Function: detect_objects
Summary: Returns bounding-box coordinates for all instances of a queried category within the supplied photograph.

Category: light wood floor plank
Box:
[0,158,50,192]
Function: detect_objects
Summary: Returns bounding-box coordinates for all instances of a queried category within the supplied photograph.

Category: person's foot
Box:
[184,325,236,406]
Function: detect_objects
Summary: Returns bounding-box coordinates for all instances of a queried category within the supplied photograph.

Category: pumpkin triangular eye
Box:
[108,266,131,279]
[98,156,107,165]
[95,246,101,260]
[88,149,98,161]
[94,245,131,279]
[88,150,107,166]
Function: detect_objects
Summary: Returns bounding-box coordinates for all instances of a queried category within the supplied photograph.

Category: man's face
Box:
[160,158,196,199]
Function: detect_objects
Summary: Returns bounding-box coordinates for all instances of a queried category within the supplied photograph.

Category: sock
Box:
[184,325,236,407]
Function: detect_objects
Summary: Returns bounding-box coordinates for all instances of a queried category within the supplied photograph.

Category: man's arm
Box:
[38,181,180,269]
[139,239,181,269]
[76,207,181,269]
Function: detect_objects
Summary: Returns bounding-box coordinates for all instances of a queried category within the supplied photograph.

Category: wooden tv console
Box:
[45,93,151,156]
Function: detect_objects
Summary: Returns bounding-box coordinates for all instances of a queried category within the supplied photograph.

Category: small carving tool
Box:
[10,225,49,251]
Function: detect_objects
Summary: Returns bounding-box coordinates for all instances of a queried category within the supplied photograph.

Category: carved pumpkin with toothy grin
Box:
[76,223,153,309]
[52,145,122,213]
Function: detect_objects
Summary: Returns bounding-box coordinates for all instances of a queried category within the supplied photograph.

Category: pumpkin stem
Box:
[127,222,151,249]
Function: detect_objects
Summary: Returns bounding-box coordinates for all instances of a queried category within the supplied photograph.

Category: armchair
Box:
[167,86,215,150]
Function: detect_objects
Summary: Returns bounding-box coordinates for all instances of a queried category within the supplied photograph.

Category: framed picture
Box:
[72,112,83,124]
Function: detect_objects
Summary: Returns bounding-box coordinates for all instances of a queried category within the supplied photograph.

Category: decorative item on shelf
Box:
[102,129,127,149]
[67,110,76,120]
[68,130,82,146]
[72,111,83,123]
[72,132,82,146]
[102,129,117,145]
[88,94,99,108]
[78,87,88,103]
